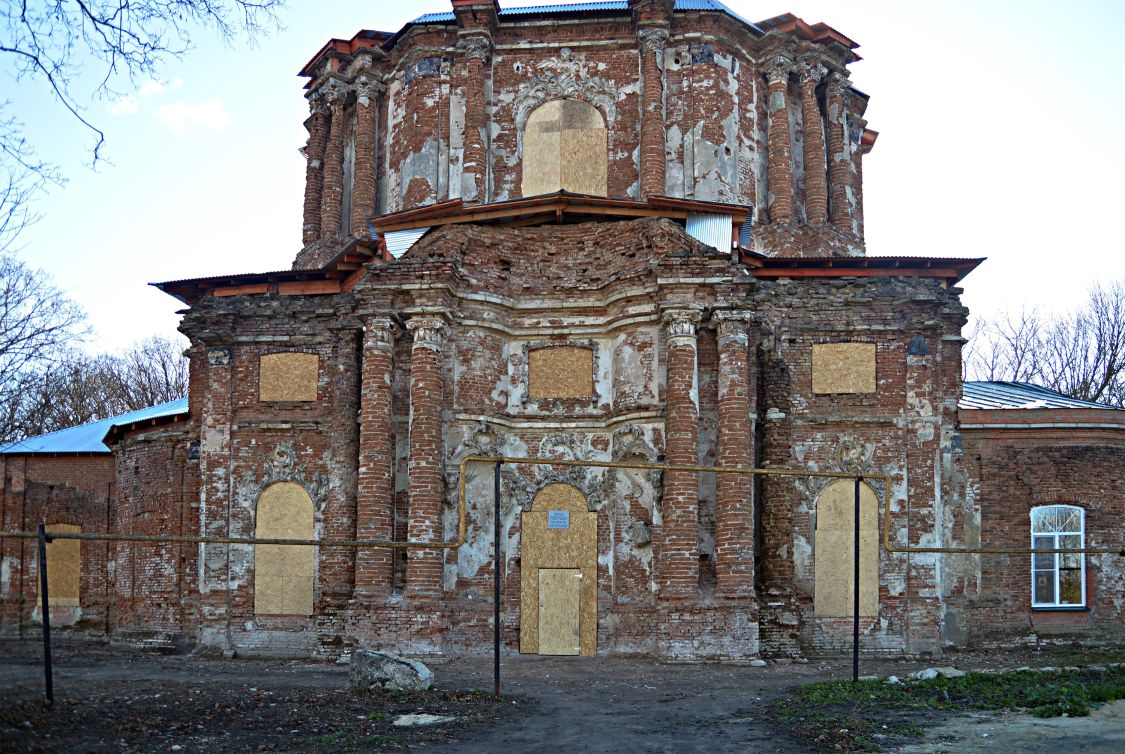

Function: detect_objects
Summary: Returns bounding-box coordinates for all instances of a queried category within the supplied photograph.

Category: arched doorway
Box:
[519,483,597,655]
[521,98,608,197]
[813,480,879,617]
[255,481,314,616]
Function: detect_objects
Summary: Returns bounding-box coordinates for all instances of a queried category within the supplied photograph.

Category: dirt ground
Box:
[2,638,1123,753]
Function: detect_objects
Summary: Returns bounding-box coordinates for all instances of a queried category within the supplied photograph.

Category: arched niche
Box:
[521,99,608,198]
[519,483,598,655]
[254,481,314,616]
[813,480,879,617]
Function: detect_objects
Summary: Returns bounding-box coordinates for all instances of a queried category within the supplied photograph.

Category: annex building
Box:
[2,1,1124,660]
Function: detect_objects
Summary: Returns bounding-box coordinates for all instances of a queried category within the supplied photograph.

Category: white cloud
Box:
[109,97,139,116]
[156,99,231,133]
[139,77,183,98]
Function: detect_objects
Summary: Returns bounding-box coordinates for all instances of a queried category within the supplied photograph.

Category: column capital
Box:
[363,316,397,352]
[354,75,385,106]
[638,27,670,55]
[406,315,448,349]
[307,91,330,116]
[825,71,850,98]
[711,310,754,347]
[762,54,795,86]
[798,58,827,86]
[456,34,493,62]
[662,307,703,342]
[321,78,349,105]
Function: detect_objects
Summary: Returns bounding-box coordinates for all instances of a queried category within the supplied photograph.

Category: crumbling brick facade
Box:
[3,1,1123,659]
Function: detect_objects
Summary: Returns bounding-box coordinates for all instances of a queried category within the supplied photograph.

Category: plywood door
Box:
[538,568,581,655]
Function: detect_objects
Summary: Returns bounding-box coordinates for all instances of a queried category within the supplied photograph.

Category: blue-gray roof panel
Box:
[0,398,189,455]
[410,1,762,33]
[960,382,1121,411]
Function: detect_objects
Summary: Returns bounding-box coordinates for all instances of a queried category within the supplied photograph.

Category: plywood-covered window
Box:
[813,481,879,617]
[522,99,608,197]
[38,524,81,607]
[259,353,319,402]
[812,343,876,395]
[255,482,314,616]
[528,346,594,399]
[1031,505,1085,608]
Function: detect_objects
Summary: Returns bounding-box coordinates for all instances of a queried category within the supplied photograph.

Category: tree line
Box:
[963,279,1124,407]
[0,253,187,443]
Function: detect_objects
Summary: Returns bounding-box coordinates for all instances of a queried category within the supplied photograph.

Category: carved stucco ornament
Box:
[238,442,329,514]
[513,49,619,128]
[795,430,888,512]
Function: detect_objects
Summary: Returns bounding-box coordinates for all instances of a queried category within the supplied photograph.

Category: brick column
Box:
[713,311,755,599]
[457,36,491,203]
[301,95,329,245]
[764,56,794,224]
[799,61,828,226]
[351,77,383,237]
[356,316,396,598]
[405,315,447,597]
[826,72,854,231]
[638,27,670,198]
[319,81,347,240]
[661,307,703,599]
[197,344,235,648]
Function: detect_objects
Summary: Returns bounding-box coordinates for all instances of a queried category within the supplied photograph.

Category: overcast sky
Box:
[7,0,1124,352]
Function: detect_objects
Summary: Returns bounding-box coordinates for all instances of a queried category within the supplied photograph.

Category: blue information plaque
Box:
[547,510,570,529]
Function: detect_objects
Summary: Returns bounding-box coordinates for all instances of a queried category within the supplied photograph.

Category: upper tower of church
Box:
[295,0,877,267]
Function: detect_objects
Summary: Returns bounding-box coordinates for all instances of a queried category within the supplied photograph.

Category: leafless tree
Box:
[964,280,1125,407]
[2,335,188,442]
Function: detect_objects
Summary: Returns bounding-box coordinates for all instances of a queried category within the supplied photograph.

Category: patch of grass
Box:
[366,711,389,721]
[767,666,1125,752]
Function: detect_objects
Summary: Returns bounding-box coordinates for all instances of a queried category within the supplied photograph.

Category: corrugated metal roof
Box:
[0,398,189,455]
[960,382,1122,411]
[411,1,762,33]
[385,227,430,259]
[685,213,732,251]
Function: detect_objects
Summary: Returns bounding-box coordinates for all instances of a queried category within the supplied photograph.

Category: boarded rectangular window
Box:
[812,343,876,394]
[259,353,319,402]
[39,524,81,607]
[528,346,594,399]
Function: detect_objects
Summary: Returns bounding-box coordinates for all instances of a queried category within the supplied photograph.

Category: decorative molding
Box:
[762,55,795,86]
[206,347,230,366]
[825,71,850,99]
[238,442,329,515]
[406,316,446,350]
[320,79,349,105]
[513,50,619,127]
[354,75,385,106]
[364,316,397,351]
[795,431,888,512]
[798,59,828,86]
[457,35,492,62]
[662,308,703,344]
[637,27,670,55]
[712,310,753,350]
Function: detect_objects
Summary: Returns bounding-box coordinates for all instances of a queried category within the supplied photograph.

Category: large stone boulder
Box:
[349,649,434,692]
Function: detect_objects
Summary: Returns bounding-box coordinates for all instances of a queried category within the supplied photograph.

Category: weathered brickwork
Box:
[4,1,1123,662]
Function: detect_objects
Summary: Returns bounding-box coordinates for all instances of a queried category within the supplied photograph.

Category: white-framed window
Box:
[1030,505,1086,608]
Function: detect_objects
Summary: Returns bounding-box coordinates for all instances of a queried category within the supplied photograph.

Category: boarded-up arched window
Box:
[255,482,314,616]
[39,523,81,608]
[814,480,879,617]
[522,99,607,197]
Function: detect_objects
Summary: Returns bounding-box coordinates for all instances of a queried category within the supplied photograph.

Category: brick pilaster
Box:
[319,81,347,240]
[197,343,234,648]
[826,73,853,231]
[301,96,328,245]
[356,316,396,598]
[799,61,828,225]
[457,37,492,203]
[713,311,755,600]
[764,55,795,224]
[638,27,669,198]
[661,307,703,599]
[351,77,383,237]
[405,315,447,597]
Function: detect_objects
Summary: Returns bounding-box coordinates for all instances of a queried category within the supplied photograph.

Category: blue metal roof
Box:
[411,1,762,33]
[0,398,189,455]
[960,382,1122,411]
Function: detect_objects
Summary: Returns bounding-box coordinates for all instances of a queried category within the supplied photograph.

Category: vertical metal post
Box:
[852,476,862,683]
[493,461,502,700]
[37,524,54,704]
